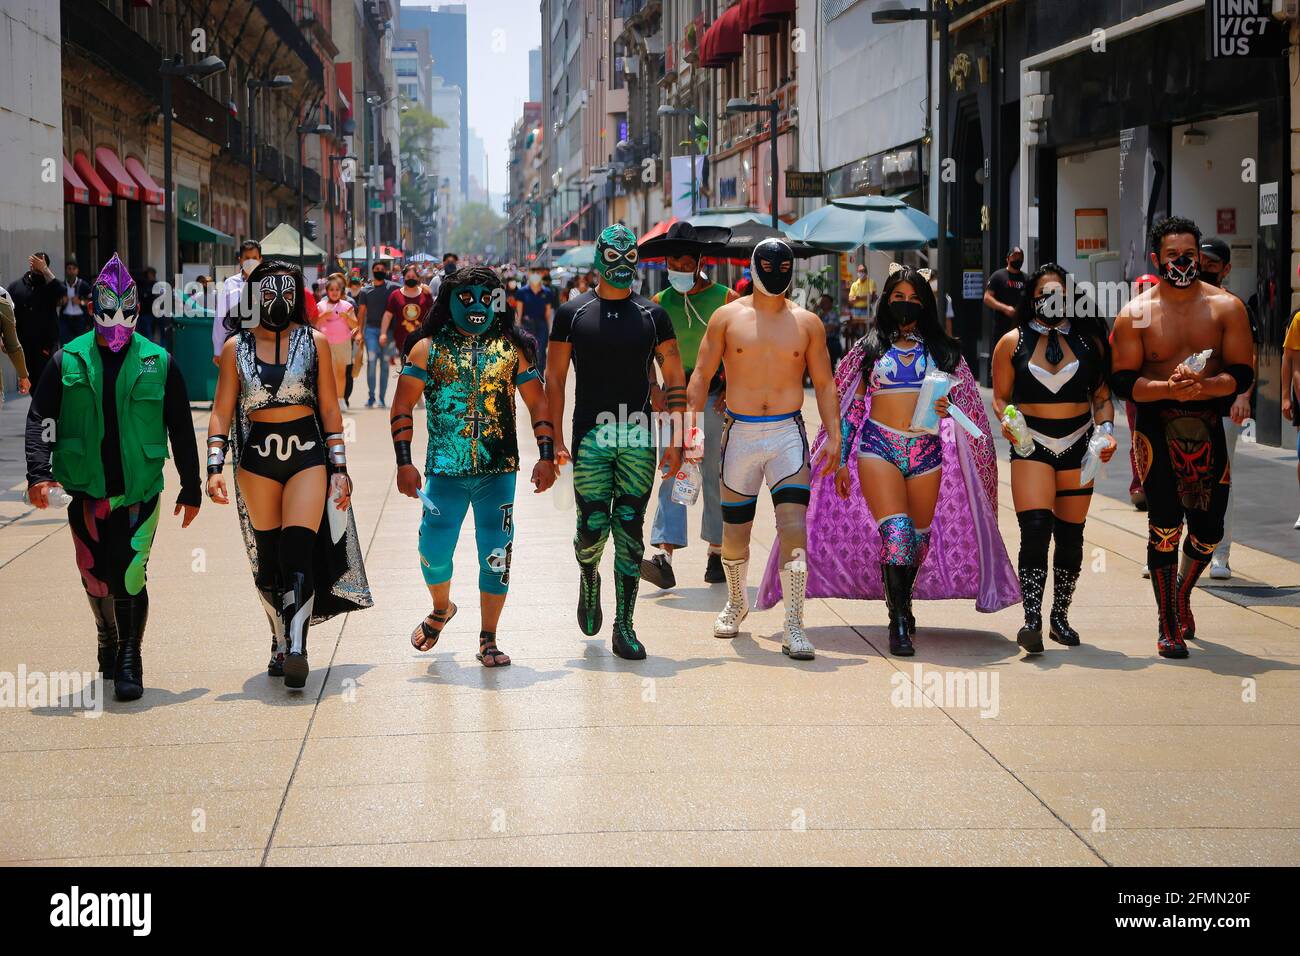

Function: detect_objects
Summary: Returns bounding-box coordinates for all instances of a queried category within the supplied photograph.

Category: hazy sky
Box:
[402,0,542,202]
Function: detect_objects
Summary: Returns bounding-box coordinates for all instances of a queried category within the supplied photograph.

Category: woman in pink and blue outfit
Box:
[757,265,1019,655]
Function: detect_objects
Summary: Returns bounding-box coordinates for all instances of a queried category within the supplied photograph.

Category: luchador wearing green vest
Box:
[52,331,171,504]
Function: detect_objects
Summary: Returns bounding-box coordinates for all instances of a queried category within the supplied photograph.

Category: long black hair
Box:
[1014,263,1112,390]
[860,265,961,375]
[224,257,307,335]
[413,265,538,366]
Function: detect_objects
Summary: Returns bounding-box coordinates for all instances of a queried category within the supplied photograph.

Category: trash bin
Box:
[171,311,219,403]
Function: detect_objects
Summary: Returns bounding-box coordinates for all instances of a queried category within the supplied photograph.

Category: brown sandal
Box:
[411,603,457,652]
[475,632,511,667]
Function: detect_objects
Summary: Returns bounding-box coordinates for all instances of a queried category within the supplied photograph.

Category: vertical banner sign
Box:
[1259,182,1279,227]
[670,156,707,219]
[1206,0,1287,58]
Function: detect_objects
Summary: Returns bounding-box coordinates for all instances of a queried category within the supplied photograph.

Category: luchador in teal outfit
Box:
[401,295,537,594]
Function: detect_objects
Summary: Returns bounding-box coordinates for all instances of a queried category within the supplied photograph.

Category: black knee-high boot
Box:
[86,594,119,679]
[112,591,149,701]
[253,528,285,676]
[1049,518,1085,646]
[882,564,914,657]
[279,526,316,689]
[1176,535,1217,642]
[1016,509,1054,654]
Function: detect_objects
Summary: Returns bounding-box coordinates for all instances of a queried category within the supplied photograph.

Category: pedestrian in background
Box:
[983,246,1028,342]
[213,240,263,362]
[848,263,876,344]
[516,268,553,368]
[314,275,359,410]
[9,252,61,387]
[1198,237,1258,579]
[0,283,31,408]
[356,261,397,407]
[1282,307,1300,530]
[58,257,91,345]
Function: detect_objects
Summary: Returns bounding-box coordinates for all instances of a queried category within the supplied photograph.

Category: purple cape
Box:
[757,339,1020,612]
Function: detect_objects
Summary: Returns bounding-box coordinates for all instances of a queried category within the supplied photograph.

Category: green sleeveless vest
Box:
[423,325,520,477]
[52,332,171,504]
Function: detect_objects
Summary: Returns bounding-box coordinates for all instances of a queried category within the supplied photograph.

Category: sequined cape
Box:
[756,339,1020,612]
[230,326,373,622]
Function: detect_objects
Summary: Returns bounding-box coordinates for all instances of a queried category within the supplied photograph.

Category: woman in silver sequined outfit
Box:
[205,259,372,689]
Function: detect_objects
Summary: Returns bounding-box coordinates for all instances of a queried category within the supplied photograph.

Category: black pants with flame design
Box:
[1133,404,1230,570]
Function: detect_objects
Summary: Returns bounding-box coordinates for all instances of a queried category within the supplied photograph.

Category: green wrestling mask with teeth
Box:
[595,224,639,290]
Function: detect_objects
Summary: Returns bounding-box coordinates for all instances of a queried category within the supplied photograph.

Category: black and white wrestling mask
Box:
[751,238,794,297]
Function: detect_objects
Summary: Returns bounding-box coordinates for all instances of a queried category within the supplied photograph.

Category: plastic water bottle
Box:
[46,485,73,509]
[909,368,956,435]
[552,463,575,511]
[671,459,702,506]
[1078,428,1111,486]
[1184,349,1213,374]
[1001,404,1036,457]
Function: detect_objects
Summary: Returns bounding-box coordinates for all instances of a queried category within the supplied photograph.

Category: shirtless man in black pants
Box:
[1111,217,1254,659]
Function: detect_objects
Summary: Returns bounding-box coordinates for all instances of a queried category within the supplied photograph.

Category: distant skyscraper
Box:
[397,3,469,201]
[529,48,541,104]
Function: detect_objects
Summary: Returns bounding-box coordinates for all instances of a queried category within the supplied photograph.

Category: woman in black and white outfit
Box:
[992,263,1116,654]
[206,259,371,688]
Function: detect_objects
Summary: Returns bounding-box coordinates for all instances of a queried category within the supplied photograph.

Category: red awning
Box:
[740,0,794,35]
[700,5,744,69]
[72,151,113,206]
[63,155,90,205]
[638,216,679,248]
[124,155,164,205]
[550,202,594,240]
[94,146,140,201]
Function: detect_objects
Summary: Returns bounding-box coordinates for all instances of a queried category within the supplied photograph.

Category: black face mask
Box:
[444,264,458,276]
[891,300,924,327]
[1160,255,1198,289]
[404,277,419,288]
[750,239,794,297]
[257,274,297,331]
[1031,291,1066,324]
[1200,268,1223,288]
[1009,258,1024,272]
[373,271,387,282]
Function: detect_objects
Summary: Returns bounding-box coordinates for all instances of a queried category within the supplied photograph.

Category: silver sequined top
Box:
[236,325,318,414]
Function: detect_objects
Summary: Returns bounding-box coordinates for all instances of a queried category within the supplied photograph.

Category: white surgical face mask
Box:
[667,270,697,294]
[240,258,258,276]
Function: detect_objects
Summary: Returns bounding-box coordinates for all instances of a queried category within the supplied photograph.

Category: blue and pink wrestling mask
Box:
[92,254,139,352]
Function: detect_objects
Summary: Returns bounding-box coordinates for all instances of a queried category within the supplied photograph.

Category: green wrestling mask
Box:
[595,224,639,289]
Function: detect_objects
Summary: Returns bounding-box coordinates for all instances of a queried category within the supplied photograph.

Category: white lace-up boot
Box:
[781,558,814,660]
[713,557,749,637]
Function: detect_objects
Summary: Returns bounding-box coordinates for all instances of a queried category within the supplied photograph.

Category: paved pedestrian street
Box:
[0,385,1296,867]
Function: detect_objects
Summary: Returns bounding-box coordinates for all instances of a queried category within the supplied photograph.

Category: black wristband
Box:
[206,464,223,476]
[538,437,555,462]
[394,440,412,467]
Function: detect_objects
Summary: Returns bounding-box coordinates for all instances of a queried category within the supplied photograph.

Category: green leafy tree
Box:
[448,203,506,259]
[399,103,447,247]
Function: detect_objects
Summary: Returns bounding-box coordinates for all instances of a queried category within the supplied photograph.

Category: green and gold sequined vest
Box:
[423,325,520,476]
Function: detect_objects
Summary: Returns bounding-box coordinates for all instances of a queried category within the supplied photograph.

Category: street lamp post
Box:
[246,74,293,239]
[296,120,333,265]
[725,98,780,229]
[160,54,224,335]
[873,1,951,287]
[657,105,699,216]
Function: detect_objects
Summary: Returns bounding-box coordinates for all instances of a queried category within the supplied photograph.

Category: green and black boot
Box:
[611,571,646,660]
[576,561,603,636]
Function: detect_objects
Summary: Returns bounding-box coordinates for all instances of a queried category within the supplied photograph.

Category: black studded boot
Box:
[611,571,646,660]
[1017,566,1047,654]
[1048,567,1081,646]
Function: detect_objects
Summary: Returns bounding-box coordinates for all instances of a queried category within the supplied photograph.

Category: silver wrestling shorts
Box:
[720,409,810,499]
